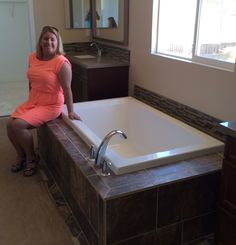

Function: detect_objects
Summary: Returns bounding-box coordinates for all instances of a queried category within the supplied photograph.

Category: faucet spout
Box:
[90,42,102,56]
[95,130,127,167]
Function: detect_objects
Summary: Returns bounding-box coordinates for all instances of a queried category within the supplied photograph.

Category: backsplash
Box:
[63,42,130,63]
[134,85,225,142]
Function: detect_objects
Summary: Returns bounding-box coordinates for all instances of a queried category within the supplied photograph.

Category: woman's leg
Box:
[7,117,36,166]
[7,118,26,161]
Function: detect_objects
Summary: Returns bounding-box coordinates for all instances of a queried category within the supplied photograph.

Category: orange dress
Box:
[11,52,70,127]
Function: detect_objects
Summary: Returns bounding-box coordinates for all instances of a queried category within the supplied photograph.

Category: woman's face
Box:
[40,31,58,58]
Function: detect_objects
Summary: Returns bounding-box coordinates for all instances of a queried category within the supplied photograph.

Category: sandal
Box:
[23,156,40,177]
[11,158,26,173]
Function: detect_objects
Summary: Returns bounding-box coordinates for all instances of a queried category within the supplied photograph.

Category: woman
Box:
[7,26,80,177]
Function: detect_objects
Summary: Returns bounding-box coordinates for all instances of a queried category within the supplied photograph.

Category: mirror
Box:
[92,0,129,45]
[65,0,91,29]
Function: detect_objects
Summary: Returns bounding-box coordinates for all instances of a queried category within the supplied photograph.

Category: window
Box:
[152,0,236,70]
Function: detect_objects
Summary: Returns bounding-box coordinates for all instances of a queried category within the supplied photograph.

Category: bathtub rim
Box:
[62,96,224,175]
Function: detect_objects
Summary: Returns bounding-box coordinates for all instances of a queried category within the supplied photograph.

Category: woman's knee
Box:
[7,118,30,131]
[6,118,14,132]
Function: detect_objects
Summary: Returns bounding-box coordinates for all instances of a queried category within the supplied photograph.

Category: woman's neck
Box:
[41,53,56,61]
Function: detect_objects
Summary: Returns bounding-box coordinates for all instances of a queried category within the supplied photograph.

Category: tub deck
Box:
[62,97,224,175]
[38,117,223,245]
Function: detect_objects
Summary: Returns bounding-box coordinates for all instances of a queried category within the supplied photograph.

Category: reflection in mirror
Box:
[65,0,91,28]
[92,0,129,45]
[95,0,119,28]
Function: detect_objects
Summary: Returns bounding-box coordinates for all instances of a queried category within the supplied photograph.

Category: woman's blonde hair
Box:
[36,26,64,58]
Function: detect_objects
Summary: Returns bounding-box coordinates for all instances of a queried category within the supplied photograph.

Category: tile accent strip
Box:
[134,85,225,142]
[63,42,130,63]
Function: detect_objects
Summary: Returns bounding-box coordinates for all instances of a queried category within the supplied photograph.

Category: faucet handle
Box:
[101,159,112,176]
[89,144,97,159]
[97,48,102,57]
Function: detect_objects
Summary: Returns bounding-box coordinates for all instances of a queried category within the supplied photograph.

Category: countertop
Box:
[66,53,129,69]
[219,120,236,138]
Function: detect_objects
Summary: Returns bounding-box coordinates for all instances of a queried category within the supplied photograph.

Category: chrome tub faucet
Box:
[90,130,127,176]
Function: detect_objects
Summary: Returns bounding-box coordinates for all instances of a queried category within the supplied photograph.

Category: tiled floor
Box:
[0,80,28,116]
[0,117,80,245]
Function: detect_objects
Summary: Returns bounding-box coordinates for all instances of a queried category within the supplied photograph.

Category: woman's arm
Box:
[58,62,81,120]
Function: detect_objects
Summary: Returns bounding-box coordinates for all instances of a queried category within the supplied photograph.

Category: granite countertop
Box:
[66,53,129,69]
[219,120,236,138]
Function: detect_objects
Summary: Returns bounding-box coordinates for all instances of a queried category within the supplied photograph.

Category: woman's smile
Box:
[41,32,58,59]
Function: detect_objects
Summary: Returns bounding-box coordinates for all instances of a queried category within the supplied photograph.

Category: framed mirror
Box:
[65,0,91,29]
[92,0,129,45]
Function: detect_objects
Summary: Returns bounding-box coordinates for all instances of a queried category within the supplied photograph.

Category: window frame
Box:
[151,0,236,71]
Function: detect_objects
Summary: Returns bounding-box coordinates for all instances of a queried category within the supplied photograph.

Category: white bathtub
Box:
[62,97,224,175]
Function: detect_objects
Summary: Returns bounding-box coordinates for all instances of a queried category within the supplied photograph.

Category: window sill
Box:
[151,53,235,73]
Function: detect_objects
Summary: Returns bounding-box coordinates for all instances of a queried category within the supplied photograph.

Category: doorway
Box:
[0,0,35,116]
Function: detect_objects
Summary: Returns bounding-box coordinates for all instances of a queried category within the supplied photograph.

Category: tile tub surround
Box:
[38,117,222,245]
[134,85,225,142]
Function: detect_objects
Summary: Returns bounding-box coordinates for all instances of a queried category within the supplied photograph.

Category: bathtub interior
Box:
[62,97,224,174]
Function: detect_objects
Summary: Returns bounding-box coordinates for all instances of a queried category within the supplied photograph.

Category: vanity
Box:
[217,121,236,245]
[67,54,129,102]
[64,0,130,102]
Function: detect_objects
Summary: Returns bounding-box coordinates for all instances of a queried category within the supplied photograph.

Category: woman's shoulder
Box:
[28,52,37,60]
[56,54,70,63]
[54,55,71,72]
[28,52,38,65]
[55,54,71,67]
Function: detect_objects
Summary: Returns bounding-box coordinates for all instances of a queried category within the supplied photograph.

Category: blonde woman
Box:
[7,26,80,176]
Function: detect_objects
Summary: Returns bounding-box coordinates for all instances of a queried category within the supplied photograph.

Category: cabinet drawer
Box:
[224,136,236,162]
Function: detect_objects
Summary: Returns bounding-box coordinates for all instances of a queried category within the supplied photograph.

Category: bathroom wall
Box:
[128,0,236,121]
[32,0,236,120]
[32,0,91,43]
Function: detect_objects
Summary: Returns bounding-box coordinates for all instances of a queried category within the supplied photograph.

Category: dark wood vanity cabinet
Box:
[217,125,236,245]
[71,62,129,102]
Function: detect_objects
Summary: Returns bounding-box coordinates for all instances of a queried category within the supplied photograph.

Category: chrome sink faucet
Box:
[94,130,127,169]
[90,42,102,57]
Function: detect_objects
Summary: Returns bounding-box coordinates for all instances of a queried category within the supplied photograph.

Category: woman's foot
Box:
[11,157,26,172]
[23,155,40,177]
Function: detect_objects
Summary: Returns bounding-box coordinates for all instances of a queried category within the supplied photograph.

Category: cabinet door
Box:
[87,66,129,100]
[71,63,88,102]
[217,207,236,245]
[220,159,236,216]
[217,135,236,245]
[224,136,236,163]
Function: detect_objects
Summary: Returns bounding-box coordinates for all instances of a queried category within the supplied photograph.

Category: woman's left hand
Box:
[68,111,81,120]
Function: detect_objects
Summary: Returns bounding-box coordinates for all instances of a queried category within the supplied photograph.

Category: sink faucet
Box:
[90,42,102,57]
[95,130,127,168]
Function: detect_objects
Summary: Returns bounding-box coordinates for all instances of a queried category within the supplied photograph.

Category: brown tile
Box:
[183,212,216,243]
[158,181,184,227]
[70,160,99,232]
[112,223,182,245]
[65,192,99,245]
[157,172,220,227]
[106,188,157,244]
[183,173,220,219]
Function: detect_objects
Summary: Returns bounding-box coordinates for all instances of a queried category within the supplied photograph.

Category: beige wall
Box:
[33,0,91,43]
[128,0,236,121]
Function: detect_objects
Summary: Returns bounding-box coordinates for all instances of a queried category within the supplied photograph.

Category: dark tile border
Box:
[134,85,225,142]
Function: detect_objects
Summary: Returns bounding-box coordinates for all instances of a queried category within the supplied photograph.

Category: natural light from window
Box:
[152,0,236,70]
